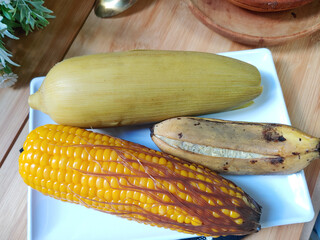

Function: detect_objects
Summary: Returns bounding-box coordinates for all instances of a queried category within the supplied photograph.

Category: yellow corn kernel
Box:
[198,183,206,191]
[220,186,228,194]
[168,183,176,193]
[43,166,51,180]
[221,207,229,214]
[152,156,159,163]
[178,191,186,200]
[89,187,96,198]
[196,174,205,181]
[159,157,166,165]
[205,177,213,183]
[185,194,193,203]
[146,197,155,204]
[40,178,46,187]
[96,178,103,189]
[112,190,120,201]
[40,154,50,166]
[110,151,118,162]
[229,189,236,196]
[242,196,249,206]
[29,163,37,175]
[162,194,171,202]
[73,184,81,195]
[19,125,261,237]
[177,215,185,223]
[110,177,119,188]
[72,172,81,184]
[146,179,155,189]
[133,191,140,201]
[236,192,242,198]
[217,199,224,206]
[150,205,158,214]
[232,199,240,206]
[191,217,202,226]
[184,217,191,224]
[93,164,101,174]
[230,211,240,219]
[104,189,112,201]
[188,171,195,178]
[170,214,177,221]
[234,218,243,225]
[116,164,124,174]
[236,187,244,193]
[101,148,110,160]
[208,199,215,206]
[212,212,220,218]
[159,205,167,215]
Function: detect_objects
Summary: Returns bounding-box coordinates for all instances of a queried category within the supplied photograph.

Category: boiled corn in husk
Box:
[28,50,262,128]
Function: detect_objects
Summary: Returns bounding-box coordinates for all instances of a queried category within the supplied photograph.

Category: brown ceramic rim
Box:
[187,0,320,46]
[227,0,314,12]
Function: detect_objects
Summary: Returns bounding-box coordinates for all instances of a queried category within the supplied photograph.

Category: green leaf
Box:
[2,9,12,20]
[0,0,54,75]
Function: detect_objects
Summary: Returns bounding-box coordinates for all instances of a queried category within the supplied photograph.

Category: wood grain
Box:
[0,0,95,167]
[301,173,320,240]
[0,123,28,240]
[65,0,247,58]
[244,223,304,240]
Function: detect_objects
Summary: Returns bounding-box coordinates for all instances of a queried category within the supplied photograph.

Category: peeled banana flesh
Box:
[151,117,320,175]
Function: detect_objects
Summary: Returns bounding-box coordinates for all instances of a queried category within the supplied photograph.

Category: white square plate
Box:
[28,48,314,240]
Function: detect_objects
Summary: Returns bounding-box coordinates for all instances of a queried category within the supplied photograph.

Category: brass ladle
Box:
[94,0,137,18]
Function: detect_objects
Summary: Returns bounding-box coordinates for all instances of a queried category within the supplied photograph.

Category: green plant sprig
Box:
[0,0,53,80]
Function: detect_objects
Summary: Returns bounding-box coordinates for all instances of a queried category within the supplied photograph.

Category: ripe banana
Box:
[151,117,320,175]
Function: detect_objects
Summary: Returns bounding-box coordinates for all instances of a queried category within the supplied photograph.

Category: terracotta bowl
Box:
[188,0,320,46]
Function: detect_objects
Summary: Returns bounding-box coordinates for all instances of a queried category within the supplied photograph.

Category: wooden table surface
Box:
[1,1,319,239]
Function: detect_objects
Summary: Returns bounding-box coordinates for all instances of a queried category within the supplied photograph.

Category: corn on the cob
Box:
[19,124,261,237]
[28,50,262,128]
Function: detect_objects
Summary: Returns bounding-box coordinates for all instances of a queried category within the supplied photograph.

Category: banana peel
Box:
[151,117,320,175]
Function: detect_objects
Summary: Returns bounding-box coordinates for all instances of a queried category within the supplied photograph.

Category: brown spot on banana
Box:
[262,127,286,142]
[270,157,284,165]
[151,117,320,175]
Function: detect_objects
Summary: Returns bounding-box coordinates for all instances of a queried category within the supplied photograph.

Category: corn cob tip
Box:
[28,91,41,111]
